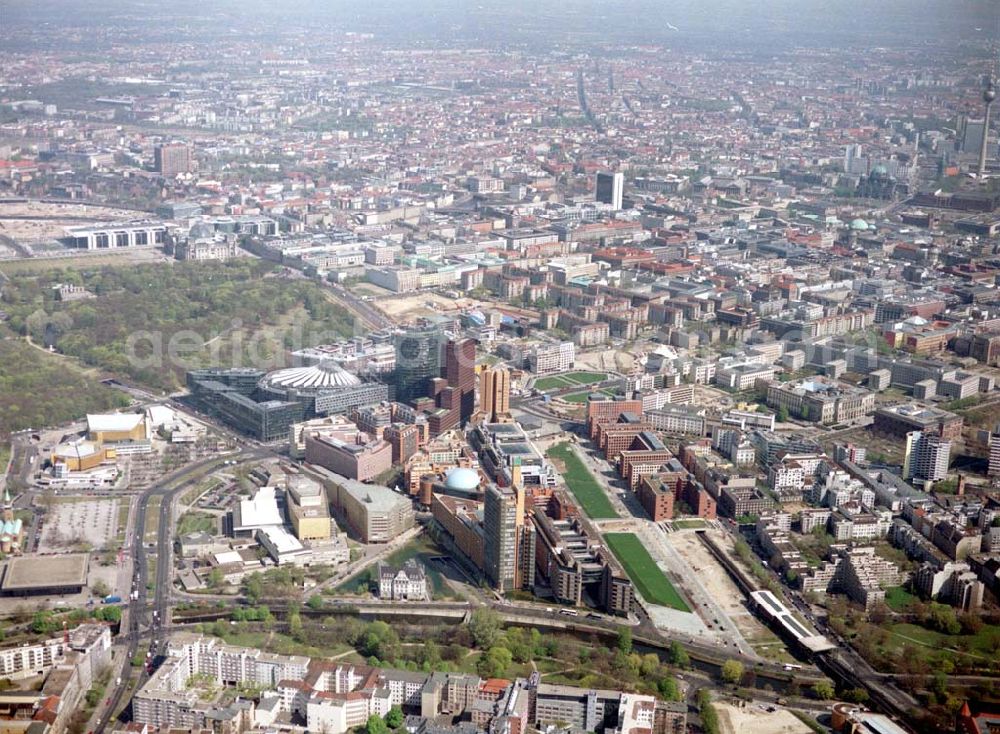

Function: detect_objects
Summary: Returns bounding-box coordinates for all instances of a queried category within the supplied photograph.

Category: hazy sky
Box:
[5,0,998,49]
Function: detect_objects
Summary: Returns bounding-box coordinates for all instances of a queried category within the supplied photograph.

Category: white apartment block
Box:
[769,463,805,494]
[0,637,67,680]
[800,508,832,534]
[645,406,705,435]
[527,342,575,374]
[367,266,422,293]
[0,624,109,682]
[714,363,775,391]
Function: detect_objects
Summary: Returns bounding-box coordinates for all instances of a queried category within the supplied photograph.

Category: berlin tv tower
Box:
[978,75,995,177]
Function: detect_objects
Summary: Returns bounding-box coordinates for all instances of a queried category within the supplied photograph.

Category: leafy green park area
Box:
[605,532,691,612]
[827,595,1000,677]
[204,606,686,702]
[0,259,356,392]
[534,371,606,392]
[545,443,618,519]
[0,338,129,437]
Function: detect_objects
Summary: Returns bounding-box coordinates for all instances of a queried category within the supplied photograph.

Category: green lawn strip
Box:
[144,496,162,542]
[883,586,916,613]
[545,443,618,519]
[177,511,219,536]
[672,519,707,530]
[534,375,572,392]
[604,532,691,612]
[563,371,606,386]
[535,372,606,392]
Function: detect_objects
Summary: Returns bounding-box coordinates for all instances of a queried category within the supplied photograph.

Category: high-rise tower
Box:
[394,323,443,405]
[480,366,511,424]
[483,482,533,592]
[444,338,476,423]
[978,77,996,177]
[595,171,624,210]
[903,431,951,483]
[154,143,191,175]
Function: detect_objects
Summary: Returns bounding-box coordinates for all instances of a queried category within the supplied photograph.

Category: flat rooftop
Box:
[1,554,89,591]
[87,412,144,433]
[877,403,959,422]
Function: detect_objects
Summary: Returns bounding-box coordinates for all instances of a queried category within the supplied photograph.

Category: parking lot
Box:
[37,498,120,552]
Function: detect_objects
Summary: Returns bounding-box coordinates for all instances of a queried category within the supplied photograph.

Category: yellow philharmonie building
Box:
[85,413,149,444]
[50,412,150,473]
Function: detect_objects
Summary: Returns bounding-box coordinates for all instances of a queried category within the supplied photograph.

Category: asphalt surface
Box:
[327,283,393,331]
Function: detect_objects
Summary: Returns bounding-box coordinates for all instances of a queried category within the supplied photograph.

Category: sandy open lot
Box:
[715,702,812,734]
[375,292,494,321]
[0,201,143,245]
[667,529,773,641]
[574,347,634,374]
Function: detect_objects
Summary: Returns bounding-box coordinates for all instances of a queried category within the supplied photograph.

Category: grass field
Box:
[605,532,691,612]
[883,586,917,613]
[545,443,618,519]
[0,250,163,276]
[672,519,707,530]
[177,511,218,536]
[534,371,606,392]
[882,622,1000,666]
[959,401,1000,431]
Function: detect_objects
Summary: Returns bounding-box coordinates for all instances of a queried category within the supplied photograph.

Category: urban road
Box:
[94,448,274,734]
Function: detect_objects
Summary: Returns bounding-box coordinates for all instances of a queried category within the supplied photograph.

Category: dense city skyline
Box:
[1,1,1000,733]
